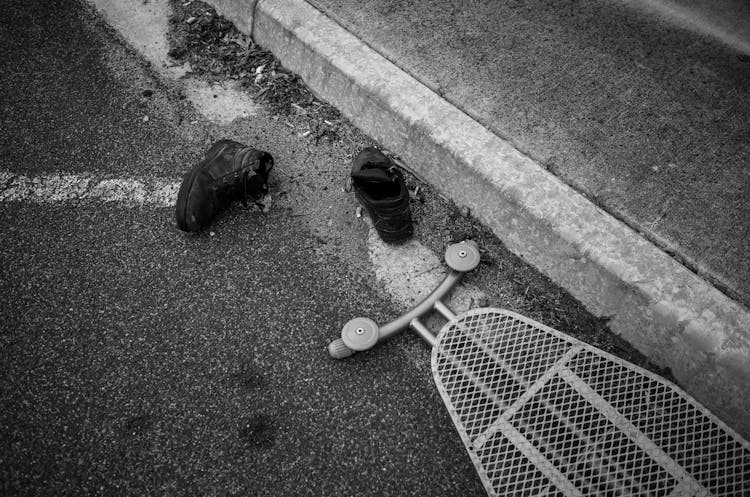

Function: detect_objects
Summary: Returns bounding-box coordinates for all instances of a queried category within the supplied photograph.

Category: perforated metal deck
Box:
[432,308,750,497]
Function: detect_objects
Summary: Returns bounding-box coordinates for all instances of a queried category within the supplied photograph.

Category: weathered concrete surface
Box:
[305,0,750,311]
[203,0,750,437]
[624,0,750,54]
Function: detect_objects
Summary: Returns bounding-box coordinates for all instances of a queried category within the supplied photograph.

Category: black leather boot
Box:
[176,139,274,232]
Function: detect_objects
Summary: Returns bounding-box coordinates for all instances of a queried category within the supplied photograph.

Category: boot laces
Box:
[215,169,260,208]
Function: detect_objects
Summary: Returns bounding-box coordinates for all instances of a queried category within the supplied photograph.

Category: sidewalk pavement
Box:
[205,0,750,435]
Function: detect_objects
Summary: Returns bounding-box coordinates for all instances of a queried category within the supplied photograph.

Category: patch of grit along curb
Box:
[206,0,750,437]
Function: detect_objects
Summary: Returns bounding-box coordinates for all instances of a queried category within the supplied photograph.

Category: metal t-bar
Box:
[330,241,480,358]
[377,270,464,344]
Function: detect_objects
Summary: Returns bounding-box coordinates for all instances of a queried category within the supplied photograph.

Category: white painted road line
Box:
[0,170,180,206]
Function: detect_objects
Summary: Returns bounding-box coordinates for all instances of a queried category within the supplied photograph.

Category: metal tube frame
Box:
[377,270,465,345]
[330,241,480,358]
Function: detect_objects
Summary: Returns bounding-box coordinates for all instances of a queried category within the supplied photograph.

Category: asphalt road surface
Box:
[0,1,635,496]
[0,1,489,495]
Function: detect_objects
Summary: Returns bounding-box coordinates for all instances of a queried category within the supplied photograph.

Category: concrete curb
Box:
[206,0,750,437]
[206,0,258,35]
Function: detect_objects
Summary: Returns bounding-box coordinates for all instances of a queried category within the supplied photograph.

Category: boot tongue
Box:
[351,166,397,185]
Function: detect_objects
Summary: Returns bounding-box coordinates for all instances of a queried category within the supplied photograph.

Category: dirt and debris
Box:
[165,0,676,383]
[167,0,363,147]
